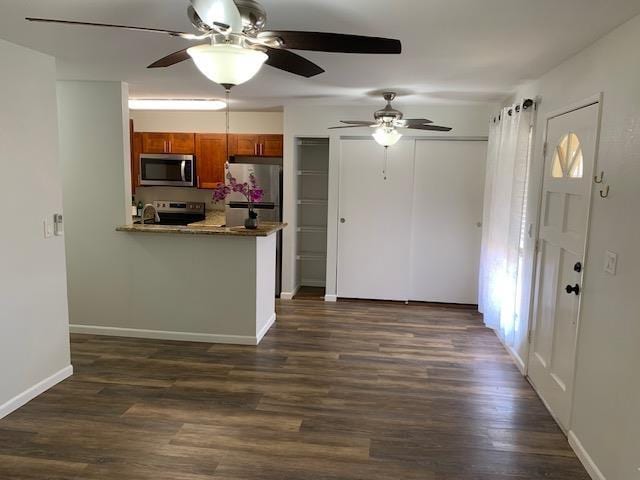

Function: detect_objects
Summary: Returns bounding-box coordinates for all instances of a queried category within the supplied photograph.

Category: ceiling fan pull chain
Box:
[383,147,389,181]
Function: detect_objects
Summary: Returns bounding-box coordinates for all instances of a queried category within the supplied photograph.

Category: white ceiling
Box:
[2,0,640,110]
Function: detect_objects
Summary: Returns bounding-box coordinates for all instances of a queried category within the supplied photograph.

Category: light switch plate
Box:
[43,219,53,239]
[604,251,618,275]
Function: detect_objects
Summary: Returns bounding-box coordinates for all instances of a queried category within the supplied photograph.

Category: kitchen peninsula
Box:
[107,221,286,345]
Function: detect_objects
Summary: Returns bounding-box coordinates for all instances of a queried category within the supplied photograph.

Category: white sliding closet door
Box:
[409,140,487,304]
[337,139,415,301]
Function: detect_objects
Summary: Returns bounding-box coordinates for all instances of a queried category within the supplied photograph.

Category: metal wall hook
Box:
[594,171,605,184]
[599,185,610,198]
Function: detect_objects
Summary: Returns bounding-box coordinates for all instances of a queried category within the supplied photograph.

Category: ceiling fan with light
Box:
[26,0,402,90]
[330,92,453,147]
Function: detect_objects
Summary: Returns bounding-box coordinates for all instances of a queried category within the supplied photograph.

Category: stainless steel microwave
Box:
[139,154,195,187]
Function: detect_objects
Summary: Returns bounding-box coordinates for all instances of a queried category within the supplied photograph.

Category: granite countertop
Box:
[187,210,227,228]
[117,222,286,237]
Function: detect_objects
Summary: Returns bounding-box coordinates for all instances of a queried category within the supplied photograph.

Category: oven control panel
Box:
[153,201,205,214]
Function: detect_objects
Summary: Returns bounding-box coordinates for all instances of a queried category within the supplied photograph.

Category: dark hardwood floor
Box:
[0,298,589,479]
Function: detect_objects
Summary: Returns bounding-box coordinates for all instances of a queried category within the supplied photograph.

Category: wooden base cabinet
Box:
[195,134,229,189]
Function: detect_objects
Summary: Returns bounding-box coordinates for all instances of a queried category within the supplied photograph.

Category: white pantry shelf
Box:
[296,252,327,261]
[298,170,328,176]
[297,199,328,206]
[297,226,327,233]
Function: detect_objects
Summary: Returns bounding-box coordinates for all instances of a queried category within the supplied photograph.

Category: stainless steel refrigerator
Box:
[225,162,283,296]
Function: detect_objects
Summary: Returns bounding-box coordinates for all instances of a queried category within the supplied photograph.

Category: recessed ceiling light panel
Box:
[128,99,227,111]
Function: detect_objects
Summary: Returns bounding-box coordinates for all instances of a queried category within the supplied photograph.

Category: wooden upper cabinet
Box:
[141,133,195,154]
[195,134,229,189]
[231,134,283,157]
[261,135,284,157]
[169,133,196,154]
[233,134,262,156]
[141,133,168,153]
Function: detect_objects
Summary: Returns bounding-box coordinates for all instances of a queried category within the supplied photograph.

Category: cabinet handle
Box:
[260,144,264,156]
[169,141,172,153]
[197,176,201,189]
[163,140,167,153]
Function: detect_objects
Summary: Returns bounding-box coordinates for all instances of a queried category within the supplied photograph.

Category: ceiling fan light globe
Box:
[373,127,402,147]
[187,44,268,87]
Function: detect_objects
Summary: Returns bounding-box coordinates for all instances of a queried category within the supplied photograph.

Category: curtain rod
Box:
[492,98,535,123]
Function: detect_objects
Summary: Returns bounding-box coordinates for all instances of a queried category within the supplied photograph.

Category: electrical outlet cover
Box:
[604,251,618,275]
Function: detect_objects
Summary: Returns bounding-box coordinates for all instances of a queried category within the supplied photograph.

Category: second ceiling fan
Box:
[330,92,453,147]
[27,0,402,89]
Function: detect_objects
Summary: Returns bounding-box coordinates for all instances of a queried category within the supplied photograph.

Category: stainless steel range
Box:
[146,201,206,226]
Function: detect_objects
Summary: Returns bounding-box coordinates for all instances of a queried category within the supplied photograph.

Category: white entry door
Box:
[528,101,600,430]
[337,139,415,301]
[409,140,487,304]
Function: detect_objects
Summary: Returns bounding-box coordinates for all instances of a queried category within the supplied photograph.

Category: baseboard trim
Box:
[568,431,606,480]
[0,365,73,420]
[280,285,300,301]
[70,325,261,346]
[256,313,276,345]
[324,294,338,303]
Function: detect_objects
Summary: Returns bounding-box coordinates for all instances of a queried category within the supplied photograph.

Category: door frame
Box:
[525,93,604,431]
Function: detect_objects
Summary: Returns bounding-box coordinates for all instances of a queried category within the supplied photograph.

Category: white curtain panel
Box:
[479,102,534,342]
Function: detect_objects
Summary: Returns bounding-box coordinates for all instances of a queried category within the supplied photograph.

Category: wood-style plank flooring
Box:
[0,298,589,479]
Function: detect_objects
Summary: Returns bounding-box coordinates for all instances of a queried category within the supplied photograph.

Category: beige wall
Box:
[512,14,640,480]
[130,110,283,133]
[0,39,71,417]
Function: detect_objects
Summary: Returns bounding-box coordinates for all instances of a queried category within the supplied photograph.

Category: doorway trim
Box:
[525,92,604,432]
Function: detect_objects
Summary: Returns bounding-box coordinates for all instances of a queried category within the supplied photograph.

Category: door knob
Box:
[565,284,580,296]
[340,218,346,224]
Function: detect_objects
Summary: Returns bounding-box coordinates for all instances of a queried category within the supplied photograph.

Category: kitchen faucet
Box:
[141,204,160,225]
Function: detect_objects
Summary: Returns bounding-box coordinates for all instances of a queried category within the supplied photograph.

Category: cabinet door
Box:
[141,133,169,153]
[234,134,261,156]
[131,132,143,193]
[195,134,228,189]
[169,133,195,154]
[260,135,283,157]
[337,139,415,301]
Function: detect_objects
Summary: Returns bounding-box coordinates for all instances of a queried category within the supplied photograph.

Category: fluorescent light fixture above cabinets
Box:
[128,99,227,111]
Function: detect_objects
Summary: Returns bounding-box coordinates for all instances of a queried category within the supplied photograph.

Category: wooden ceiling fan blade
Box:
[148,47,197,69]
[400,118,434,126]
[407,124,453,132]
[264,47,325,78]
[25,17,203,39]
[258,31,402,54]
[340,121,378,125]
[328,125,375,130]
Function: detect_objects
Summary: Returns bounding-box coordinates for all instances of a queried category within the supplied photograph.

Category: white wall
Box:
[58,81,133,334]
[282,104,493,298]
[0,39,71,417]
[130,110,283,133]
[512,14,640,480]
[58,81,273,344]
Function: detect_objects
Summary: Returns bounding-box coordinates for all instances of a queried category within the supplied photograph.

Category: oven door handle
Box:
[181,160,186,182]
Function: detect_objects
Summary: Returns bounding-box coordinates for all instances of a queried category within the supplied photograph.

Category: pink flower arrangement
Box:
[212,166,264,218]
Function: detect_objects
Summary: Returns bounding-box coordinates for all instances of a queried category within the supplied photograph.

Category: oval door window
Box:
[552,133,584,178]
